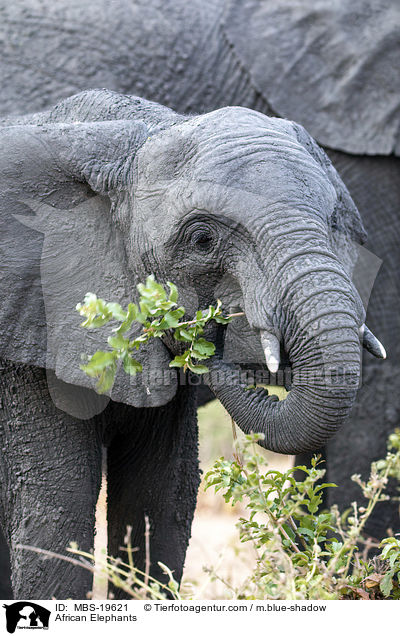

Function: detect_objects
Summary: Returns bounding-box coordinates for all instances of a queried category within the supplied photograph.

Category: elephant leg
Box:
[106,385,200,598]
[0,524,12,599]
[323,359,400,542]
[0,360,103,599]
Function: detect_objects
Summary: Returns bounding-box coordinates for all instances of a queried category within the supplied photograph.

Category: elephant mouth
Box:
[225,309,292,394]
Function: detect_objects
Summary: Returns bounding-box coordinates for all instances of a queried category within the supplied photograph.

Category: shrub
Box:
[204,430,400,599]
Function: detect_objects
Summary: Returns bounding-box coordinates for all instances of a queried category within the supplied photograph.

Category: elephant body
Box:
[0,86,371,598]
[0,0,398,597]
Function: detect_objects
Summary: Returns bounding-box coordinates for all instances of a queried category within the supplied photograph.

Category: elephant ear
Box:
[0,121,178,417]
[223,0,400,155]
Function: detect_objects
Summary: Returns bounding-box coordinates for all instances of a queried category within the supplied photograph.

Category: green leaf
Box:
[115,303,141,333]
[167,281,179,304]
[314,483,337,493]
[186,360,209,374]
[81,292,98,306]
[389,551,399,568]
[122,354,143,375]
[81,351,117,376]
[138,275,167,301]
[297,527,315,540]
[191,338,215,356]
[307,495,322,514]
[105,302,127,321]
[328,541,343,554]
[130,333,150,349]
[380,572,394,597]
[159,308,185,329]
[169,352,190,368]
[76,293,114,328]
[83,316,112,328]
[77,281,249,412]
[380,541,396,560]
[213,314,232,325]
[174,328,194,342]
[108,332,129,350]
[140,299,162,316]
[191,350,209,360]
[96,365,117,393]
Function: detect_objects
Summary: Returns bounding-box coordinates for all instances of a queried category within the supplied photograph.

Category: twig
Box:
[17,543,178,601]
[203,566,238,594]
[144,515,151,590]
[287,515,309,551]
[16,544,94,573]
[176,312,245,328]
[124,525,134,572]
[143,312,245,334]
[231,418,244,467]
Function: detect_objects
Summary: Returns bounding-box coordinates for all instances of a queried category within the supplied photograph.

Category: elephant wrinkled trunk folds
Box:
[205,256,362,455]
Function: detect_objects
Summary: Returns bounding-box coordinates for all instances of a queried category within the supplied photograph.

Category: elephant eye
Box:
[189,228,215,251]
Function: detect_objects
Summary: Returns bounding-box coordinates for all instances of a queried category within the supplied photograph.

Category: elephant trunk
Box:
[205,258,362,454]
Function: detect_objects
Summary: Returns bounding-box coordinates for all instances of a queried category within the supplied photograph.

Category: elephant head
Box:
[0,90,384,453]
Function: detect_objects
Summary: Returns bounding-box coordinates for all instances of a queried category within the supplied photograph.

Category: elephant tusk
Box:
[359,324,386,359]
[260,330,280,374]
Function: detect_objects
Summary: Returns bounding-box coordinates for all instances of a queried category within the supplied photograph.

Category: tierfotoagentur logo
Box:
[3,603,50,634]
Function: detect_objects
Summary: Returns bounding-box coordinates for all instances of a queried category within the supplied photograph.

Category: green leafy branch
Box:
[204,428,400,599]
[76,275,242,393]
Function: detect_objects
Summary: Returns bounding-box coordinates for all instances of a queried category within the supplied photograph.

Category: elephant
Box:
[0,86,382,598]
[0,0,398,594]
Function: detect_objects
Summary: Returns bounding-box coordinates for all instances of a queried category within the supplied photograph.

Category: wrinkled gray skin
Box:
[0,89,366,598]
[0,0,398,596]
